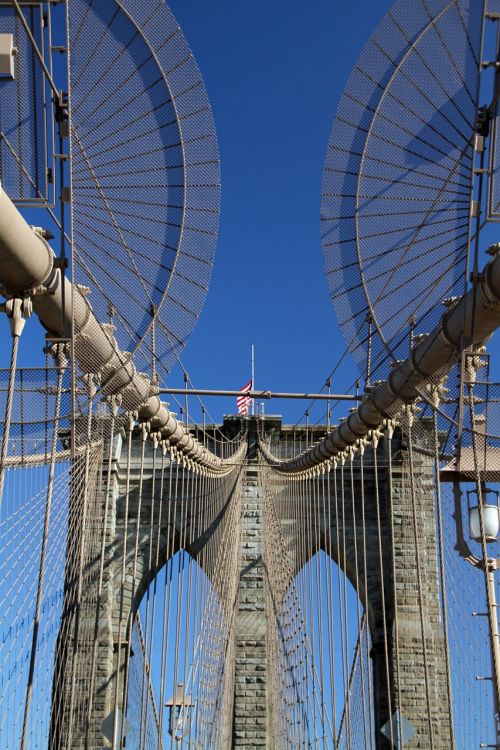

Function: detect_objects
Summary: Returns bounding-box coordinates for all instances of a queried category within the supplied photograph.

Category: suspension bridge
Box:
[0,0,499,748]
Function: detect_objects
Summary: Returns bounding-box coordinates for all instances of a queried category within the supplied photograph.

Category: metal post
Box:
[184,372,188,427]
[251,344,255,416]
[365,313,373,390]
[326,378,331,432]
[485,560,500,744]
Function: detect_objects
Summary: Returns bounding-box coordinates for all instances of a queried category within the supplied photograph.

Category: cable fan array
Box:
[69,0,220,380]
[322,0,483,380]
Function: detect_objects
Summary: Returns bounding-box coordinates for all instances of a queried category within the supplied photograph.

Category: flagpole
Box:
[251,344,255,416]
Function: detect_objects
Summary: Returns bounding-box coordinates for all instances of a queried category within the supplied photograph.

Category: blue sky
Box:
[160,0,394,424]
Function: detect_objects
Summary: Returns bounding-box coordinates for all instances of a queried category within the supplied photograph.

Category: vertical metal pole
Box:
[485,560,500,744]
[326,378,331,432]
[468,380,500,742]
[365,313,372,391]
[151,303,157,384]
[251,343,255,416]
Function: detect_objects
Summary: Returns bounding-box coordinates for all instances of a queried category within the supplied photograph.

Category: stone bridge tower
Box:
[50,416,453,749]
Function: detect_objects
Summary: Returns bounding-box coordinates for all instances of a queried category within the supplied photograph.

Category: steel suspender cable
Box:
[333,460,349,745]
[432,405,456,749]
[341,460,352,749]
[85,396,118,742]
[325,463,338,743]
[0,300,27,511]
[139,435,158,747]
[385,421,403,747]
[349,455,369,749]
[19,346,65,750]
[66,374,95,748]
[112,416,133,749]
[405,412,436,749]
[372,437,395,749]
[158,447,175,743]
[359,448,375,750]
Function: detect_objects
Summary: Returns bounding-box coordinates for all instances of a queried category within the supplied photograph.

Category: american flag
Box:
[237,380,252,415]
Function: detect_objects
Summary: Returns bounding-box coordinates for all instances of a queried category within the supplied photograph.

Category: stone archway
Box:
[262,421,454,749]
[50,426,242,749]
[50,417,454,749]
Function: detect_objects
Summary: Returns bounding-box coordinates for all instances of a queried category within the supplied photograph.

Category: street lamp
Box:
[453,480,500,746]
[165,683,195,743]
[468,488,500,543]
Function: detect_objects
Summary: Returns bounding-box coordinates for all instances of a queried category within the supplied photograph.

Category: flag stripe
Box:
[237,380,253,414]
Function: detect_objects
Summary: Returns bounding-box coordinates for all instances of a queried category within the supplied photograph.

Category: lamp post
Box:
[445,349,500,747]
[165,683,194,744]
[454,483,500,747]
